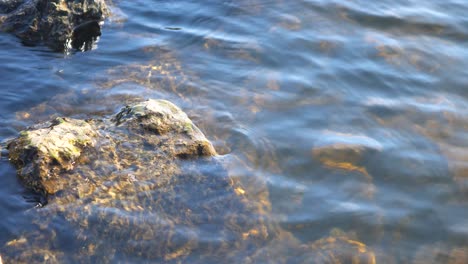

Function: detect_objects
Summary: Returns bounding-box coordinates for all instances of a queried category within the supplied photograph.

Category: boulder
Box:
[8,99,216,200]
[0,0,108,51]
[4,99,276,262]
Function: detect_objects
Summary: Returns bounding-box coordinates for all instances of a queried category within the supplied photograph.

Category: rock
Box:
[98,48,193,100]
[7,99,215,199]
[0,0,109,51]
[311,131,382,198]
[0,0,24,13]
[246,229,377,264]
[312,131,383,173]
[8,117,98,196]
[5,99,274,262]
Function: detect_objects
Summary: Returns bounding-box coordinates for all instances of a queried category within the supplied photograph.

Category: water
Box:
[1,0,468,262]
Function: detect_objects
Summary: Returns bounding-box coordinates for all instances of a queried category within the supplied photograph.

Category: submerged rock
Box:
[311,131,382,198]
[4,99,273,262]
[247,229,377,264]
[312,131,382,174]
[0,0,108,51]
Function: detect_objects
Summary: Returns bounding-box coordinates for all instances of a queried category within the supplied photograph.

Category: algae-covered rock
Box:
[114,99,216,158]
[0,0,109,51]
[8,117,98,196]
[8,100,216,198]
[4,99,274,263]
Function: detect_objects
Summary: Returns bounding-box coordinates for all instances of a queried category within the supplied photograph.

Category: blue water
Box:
[1,0,468,262]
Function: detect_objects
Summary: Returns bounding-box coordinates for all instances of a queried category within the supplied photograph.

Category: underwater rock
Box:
[311,131,383,198]
[246,229,377,264]
[5,99,275,262]
[0,0,108,51]
[312,131,383,173]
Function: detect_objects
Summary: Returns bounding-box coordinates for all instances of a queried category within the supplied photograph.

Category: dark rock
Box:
[71,19,100,50]
[0,0,24,13]
[0,0,108,51]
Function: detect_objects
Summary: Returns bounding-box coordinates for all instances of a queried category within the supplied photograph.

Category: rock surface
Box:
[8,117,98,196]
[8,99,217,199]
[0,0,108,51]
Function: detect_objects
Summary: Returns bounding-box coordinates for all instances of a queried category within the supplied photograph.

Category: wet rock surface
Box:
[8,117,98,197]
[0,0,108,51]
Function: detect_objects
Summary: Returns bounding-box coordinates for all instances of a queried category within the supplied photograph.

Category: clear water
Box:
[1,0,468,262]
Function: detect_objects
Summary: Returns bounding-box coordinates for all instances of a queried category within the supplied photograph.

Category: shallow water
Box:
[1,0,468,262]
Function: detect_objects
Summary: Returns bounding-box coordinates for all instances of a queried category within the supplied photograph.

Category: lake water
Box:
[1,0,468,262]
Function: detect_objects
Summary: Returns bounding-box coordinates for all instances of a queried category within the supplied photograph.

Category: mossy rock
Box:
[4,99,273,263]
[8,117,98,196]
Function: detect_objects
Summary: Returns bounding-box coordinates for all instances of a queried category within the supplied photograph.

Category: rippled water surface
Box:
[1,0,468,262]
